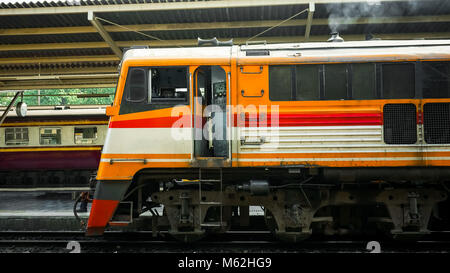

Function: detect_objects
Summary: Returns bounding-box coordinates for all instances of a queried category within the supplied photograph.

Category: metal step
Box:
[199,179,221,183]
[198,168,223,229]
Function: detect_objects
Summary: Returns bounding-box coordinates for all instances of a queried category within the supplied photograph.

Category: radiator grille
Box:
[423,103,450,144]
[383,104,417,144]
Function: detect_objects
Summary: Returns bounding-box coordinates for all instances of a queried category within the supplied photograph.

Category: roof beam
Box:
[88,11,123,58]
[2,15,449,36]
[0,78,117,91]
[305,2,315,41]
[0,73,118,81]
[0,83,116,91]
[1,32,450,51]
[0,55,119,65]
[0,67,118,76]
[0,42,108,51]
[0,0,424,16]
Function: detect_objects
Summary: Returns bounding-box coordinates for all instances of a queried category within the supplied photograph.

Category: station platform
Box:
[0,192,89,231]
[0,192,90,217]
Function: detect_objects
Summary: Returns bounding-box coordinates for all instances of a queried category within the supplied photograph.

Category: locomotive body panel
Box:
[97,41,450,177]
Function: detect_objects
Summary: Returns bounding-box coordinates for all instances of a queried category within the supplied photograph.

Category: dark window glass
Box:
[352,63,377,99]
[120,66,188,115]
[269,66,292,101]
[126,68,146,102]
[150,67,188,102]
[324,64,348,100]
[383,104,417,144]
[422,62,450,98]
[295,65,320,100]
[382,63,415,99]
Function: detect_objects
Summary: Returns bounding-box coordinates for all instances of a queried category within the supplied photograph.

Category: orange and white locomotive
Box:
[87,39,450,241]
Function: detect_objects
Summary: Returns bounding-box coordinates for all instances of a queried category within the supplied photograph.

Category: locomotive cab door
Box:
[192,65,231,164]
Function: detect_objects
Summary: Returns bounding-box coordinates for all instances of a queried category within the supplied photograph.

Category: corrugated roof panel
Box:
[0,32,104,44]
[0,13,90,28]
[0,0,215,9]
[0,48,114,58]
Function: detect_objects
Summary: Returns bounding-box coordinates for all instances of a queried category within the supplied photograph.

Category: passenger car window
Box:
[74,127,97,144]
[40,128,61,145]
[5,127,29,145]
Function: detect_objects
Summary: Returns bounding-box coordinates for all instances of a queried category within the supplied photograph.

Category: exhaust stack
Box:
[197,37,233,46]
[327,32,344,42]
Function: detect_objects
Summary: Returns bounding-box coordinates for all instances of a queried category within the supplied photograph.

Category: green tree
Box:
[0,88,115,107]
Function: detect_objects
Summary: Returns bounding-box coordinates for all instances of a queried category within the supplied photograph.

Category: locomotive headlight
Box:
[16,101,27,117]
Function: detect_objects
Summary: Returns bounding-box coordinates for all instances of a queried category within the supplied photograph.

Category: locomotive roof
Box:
[122,39,450,63]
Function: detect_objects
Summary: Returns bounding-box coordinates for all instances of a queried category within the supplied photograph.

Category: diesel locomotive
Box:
[86,39,450,242]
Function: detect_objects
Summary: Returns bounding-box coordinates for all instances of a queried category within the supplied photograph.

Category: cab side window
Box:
[120,66,189,115]
[126,68,146,102]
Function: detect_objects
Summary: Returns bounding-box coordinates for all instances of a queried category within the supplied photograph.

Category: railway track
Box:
[1,231,450,253]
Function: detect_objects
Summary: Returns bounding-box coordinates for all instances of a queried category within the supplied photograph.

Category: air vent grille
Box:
[424,103,450,144]
[383,103,417,144]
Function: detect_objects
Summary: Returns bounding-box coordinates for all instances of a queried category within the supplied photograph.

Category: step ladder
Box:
[198,168,223,228]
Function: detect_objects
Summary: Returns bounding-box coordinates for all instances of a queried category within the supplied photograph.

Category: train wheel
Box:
[264,209,278,234]
[264,208,312,243]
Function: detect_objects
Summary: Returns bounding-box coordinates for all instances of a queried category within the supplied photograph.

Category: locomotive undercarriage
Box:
[119,167,450,243]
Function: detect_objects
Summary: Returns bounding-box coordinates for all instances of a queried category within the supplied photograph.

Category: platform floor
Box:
[0,192,91,217]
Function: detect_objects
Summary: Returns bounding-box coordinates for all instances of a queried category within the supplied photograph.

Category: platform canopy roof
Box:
[0,0,449,90]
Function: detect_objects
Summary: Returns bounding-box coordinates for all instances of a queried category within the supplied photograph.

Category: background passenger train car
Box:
[0,106,108,188]
[87,40,450,242]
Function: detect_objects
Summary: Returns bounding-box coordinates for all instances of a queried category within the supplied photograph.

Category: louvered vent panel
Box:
[383,103,417,144]
[424,103,450,144]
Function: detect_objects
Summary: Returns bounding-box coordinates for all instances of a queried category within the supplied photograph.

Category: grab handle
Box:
[240,66,263,74]
[241,89,264,98]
